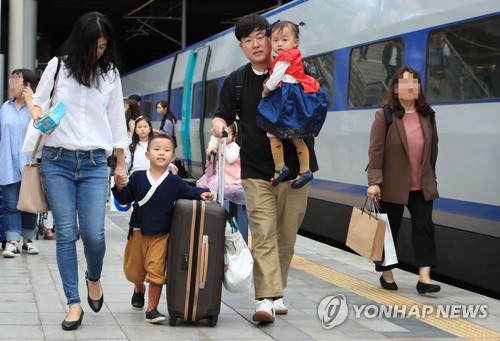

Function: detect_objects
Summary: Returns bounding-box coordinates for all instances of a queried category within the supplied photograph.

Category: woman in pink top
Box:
[367,67,440,295]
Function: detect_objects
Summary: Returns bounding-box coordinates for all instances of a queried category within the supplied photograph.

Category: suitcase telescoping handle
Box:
[216,131,228,205]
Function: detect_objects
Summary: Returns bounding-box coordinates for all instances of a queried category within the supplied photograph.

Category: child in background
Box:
[126,116,154,174]
[257,20,327,189]
[113,134,213,324]
[197,123,244,205]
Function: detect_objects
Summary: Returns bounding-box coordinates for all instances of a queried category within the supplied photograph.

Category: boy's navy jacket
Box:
[112,170,210,236]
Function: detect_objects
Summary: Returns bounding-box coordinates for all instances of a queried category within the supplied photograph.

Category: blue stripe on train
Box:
[309,179,500,222]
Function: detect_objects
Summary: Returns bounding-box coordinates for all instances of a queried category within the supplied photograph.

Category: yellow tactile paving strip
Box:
[291,255,500,340]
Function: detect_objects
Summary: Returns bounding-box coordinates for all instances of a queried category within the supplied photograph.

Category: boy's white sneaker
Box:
[273,298,288,315]
[252,299,275,322]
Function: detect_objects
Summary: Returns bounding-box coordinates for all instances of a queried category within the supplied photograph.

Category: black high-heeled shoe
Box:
[61,309,84,331]
[416,281,441,294]
[85,272,104,312]
[379,276,398,290]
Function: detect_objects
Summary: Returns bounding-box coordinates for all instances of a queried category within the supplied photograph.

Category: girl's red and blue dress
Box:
[257,48,327,139]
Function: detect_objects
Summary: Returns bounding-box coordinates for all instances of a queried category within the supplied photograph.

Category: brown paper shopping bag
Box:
[346,201,386,261]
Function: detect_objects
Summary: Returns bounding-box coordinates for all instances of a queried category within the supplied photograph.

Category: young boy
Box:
[112,134,213,324]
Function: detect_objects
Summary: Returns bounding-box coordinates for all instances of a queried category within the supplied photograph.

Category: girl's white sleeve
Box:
[225,142,240,164]
[265,60,291,91]
[106,71,129,149]
[208,135,219,151]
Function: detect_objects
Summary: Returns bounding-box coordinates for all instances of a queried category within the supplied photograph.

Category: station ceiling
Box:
[36,0,291,72]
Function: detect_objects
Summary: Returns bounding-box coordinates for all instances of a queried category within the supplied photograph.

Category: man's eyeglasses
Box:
[241,34,267,47]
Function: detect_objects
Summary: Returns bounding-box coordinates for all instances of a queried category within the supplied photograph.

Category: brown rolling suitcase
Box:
[167,134,228,327]
[166,199,226,326]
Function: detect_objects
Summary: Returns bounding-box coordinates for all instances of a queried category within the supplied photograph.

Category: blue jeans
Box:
[42,147,108,305]
[0,182,37,242]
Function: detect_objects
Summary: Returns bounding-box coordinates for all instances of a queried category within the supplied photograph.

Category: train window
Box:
[204,79,219,118]
[191,83,199,119]
[426,15,500,102]
[348,38,405,107]
[303,53,334,108]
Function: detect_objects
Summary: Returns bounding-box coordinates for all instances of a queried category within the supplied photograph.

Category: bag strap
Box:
[138,170,169,207]
[49,57,62,99]
[233,63,248,114]
[29,134,44,164]
[382,105,393,128]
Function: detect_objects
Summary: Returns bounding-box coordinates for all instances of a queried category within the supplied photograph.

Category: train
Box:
[121,0,500,297]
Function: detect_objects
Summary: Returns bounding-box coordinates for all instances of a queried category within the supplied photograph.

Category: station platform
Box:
[1,208,500,340]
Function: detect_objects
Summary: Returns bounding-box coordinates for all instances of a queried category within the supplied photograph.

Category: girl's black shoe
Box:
[416,281,441,294]
[61,309,84,331]
[271,165,291,186]
[379,276,398,290]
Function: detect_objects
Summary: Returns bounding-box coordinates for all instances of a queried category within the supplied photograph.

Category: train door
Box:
[180,45,211,177]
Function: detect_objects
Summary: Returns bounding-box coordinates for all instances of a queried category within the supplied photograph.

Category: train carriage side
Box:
[121,0,500,297]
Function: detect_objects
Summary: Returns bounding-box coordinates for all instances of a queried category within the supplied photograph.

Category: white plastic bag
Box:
[374,212,398,266]
[223,221,253,293]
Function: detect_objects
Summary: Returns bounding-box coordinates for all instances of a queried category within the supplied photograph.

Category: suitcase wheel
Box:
[208,315,218,327]
[168,316,177,326]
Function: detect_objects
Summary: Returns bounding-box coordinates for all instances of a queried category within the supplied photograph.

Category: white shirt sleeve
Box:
[33,57,58,109]
[265,60,291,91]
[32,57,128,156]
[106,71,129,150]
[225,142,240,164]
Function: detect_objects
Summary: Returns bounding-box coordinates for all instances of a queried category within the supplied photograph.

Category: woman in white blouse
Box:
[29,12,128,331]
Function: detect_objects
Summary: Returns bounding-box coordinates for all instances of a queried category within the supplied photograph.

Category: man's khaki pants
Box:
[242,178,308,299]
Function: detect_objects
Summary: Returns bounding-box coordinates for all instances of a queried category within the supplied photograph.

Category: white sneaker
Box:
[273,298,288,315]
[22,240,39,254]
[2,242,21,257]
[252,299,275,322]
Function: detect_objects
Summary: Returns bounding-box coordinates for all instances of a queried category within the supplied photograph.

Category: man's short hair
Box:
[234,14,269,41]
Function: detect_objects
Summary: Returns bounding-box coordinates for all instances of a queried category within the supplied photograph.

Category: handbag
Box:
[345,198,386,261]
[17,134,50,213]
[223,218,254,293]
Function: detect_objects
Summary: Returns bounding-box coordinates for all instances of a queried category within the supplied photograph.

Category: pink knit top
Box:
[402,112,424,190]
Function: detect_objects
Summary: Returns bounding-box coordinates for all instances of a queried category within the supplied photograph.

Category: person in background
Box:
[211,14,318,323]
[198,123,245,205]
[128,94,142,110]
[124,98,141,138]
[30,12,129,330]
[113,134,213,324]
[367,66,441,295]
[0,69,40,258]
[127,116,154,174]
[382,39,403,84]
[155,100,177,147]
